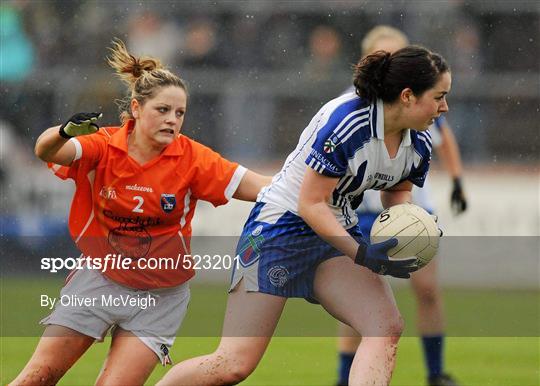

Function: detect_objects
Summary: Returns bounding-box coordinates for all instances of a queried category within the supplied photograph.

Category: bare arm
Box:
[34,125,76,165]
[232,171,273,202]
[35,112,102,166]
[380,180,413,209]
[434,123,468,214]
[298,168,359,259]
[435,124,463,178]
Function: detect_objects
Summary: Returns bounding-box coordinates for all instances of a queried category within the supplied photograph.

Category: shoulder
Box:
[318,94,374,141]
[320,93,371,123]
[178,135,211,154]
[99,126,120,138]
[410,130,433,158]
[77,126,119,146]
[177,135,227,163]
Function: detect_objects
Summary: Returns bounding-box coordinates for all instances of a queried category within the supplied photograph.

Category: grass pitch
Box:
[1,278,538,385]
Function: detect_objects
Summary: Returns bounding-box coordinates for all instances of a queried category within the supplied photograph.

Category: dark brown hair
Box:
[353,45,449,103]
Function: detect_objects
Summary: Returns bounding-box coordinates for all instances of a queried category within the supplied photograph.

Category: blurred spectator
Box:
[127,10,182,67]
[302,25,346,83]
[221,16,265,69]
[0,4,35,82]
[261,14,305,69]
[452,24,481,76]
[181,19,224,68]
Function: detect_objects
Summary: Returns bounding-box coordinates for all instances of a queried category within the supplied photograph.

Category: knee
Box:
[385,313,405,341]
[375,308,404,341]
[221,365,253,385]
[351,308,404,341]
[214,352,257,385]
[416,286,440,308]
[10,363,64,386]
[213,362,254,385]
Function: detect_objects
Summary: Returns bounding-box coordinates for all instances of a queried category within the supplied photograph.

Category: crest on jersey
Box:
[160,194,176,213]
[323,139,336,153]
[99,186,117,200]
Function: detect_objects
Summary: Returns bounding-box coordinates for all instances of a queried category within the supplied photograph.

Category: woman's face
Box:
[132,85,187,147]
[406,72,451,130]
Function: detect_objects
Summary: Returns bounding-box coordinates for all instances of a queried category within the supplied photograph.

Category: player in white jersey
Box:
[335,26,466,386]
[158,45,451,386]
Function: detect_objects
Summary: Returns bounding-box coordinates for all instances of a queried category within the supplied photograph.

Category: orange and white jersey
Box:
[48,120,246,289]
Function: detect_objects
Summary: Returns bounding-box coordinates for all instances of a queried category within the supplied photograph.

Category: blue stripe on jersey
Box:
[408,131,433,187]
[371,104,378,138]
[306,98,372,177]
[416,131,433,153]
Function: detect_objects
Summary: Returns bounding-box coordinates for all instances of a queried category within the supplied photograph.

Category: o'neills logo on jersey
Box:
[374,172,394,182]
[99,186,117,200]
[323,139,336,153]
[125,184,154,193]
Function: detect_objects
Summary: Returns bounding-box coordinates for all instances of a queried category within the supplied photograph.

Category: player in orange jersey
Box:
[11,39,270,386]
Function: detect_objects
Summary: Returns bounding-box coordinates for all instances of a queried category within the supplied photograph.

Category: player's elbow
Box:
[34,139,49,162]
[297,196,311,219]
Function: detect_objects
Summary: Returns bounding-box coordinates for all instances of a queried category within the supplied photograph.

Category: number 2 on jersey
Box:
[132,196,144,213]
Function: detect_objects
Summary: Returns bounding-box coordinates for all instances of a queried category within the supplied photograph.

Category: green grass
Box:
[2,337,538,385]
[1,277,539,385]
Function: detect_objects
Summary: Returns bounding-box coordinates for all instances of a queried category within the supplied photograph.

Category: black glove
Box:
[355,238,418,279]
[450,177,467,215]
[59,112,102,139]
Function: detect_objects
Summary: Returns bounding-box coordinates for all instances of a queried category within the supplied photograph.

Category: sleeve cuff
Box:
[305,155,342,178]
[70,138,82,161]
[224,165,248,201]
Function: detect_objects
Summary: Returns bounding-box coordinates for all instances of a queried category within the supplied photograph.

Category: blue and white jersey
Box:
[258,92,433,228]
[359,115,445,214]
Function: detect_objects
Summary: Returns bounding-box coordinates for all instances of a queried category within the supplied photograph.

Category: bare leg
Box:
[410,259,445,335]
[314,257,404,386]
[10,325,95,386]
[95,328,158,386]
[338,322,362,352]
[157,279,286,386]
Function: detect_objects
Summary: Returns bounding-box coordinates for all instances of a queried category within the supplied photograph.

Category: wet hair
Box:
[107,38,188,123]
[361,25,409,56]
[353,45,449,103]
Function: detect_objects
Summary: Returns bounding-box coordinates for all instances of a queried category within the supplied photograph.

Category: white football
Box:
[370,203,440,269]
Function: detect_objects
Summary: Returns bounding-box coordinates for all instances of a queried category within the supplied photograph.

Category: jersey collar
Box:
[108,119,184,156]
[375,99,411,147]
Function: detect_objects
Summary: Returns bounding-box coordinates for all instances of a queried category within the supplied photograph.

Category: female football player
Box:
[11,39,270,386]
[335,26,465,386]
[158,45,450,386]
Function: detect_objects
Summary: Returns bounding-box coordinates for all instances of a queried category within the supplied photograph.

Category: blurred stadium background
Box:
[1,0,538,385]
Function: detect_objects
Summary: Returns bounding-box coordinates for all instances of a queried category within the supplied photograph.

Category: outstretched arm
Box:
[35,125,76,165]
[436,124,463,178]
[435,123,467,215]
[232,171,273,202]
[34,112,102,165]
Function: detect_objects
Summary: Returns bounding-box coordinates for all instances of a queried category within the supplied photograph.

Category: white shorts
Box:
[40,268,190,365]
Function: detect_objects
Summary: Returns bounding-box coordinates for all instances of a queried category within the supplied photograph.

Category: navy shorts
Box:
[230,202,364,301]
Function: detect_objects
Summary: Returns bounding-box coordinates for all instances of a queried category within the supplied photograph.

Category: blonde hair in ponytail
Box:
[107,38,187,123]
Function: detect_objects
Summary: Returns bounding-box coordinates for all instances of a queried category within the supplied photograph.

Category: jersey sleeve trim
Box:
[70,138,82,161]
[305,153,343,177]
[224,165,248,200]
